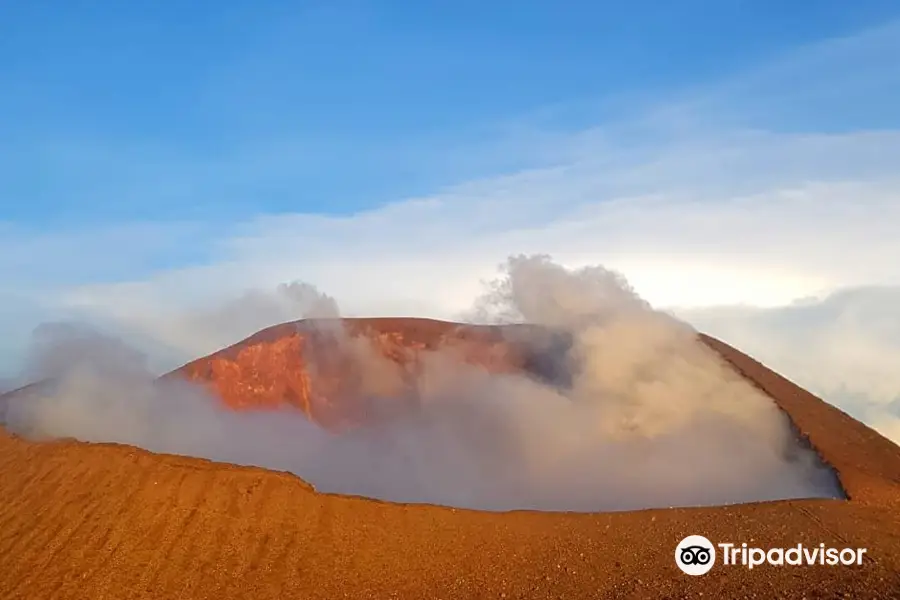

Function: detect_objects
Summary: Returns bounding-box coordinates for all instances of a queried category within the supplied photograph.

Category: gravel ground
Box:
[0,330,898,599]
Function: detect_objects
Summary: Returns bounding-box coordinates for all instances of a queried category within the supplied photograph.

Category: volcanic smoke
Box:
[0,255,843,511]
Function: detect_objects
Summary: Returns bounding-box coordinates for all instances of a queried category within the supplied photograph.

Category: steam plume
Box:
[0,255,842,512]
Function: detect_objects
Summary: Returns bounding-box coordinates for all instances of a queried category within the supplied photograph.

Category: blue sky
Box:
[2,0,899,228]
[2,2,900,442]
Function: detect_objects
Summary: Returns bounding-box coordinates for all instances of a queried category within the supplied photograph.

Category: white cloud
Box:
[678,286,900,443]
[46,131,900,396]
[58,131,900,316]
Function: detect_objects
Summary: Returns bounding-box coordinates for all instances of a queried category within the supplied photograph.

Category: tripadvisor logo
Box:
[676,535,716,575]
[675,535,868,576]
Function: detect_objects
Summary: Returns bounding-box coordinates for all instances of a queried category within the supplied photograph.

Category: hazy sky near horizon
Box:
[2,3,900,440]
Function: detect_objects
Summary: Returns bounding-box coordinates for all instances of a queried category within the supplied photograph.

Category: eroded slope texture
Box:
[165,319,568,429]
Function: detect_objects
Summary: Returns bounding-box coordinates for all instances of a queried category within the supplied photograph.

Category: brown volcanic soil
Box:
[1,319,900,599]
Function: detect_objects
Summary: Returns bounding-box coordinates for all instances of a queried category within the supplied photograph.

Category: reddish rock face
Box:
[164,318,559,429]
